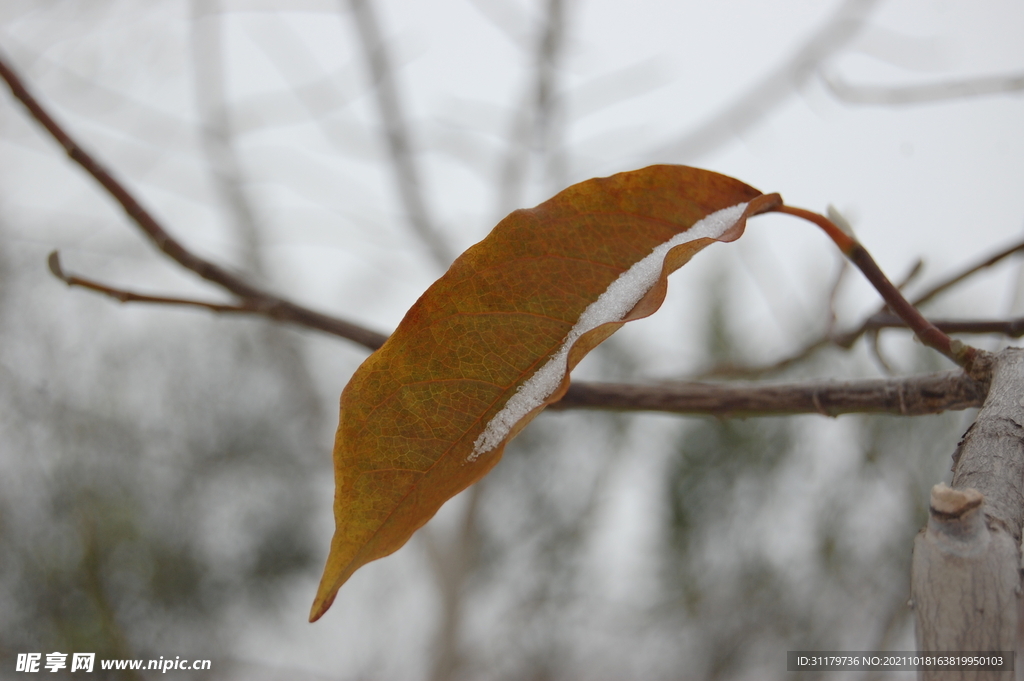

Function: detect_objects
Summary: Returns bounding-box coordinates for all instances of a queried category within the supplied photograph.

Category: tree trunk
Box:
[912,348,1024,680]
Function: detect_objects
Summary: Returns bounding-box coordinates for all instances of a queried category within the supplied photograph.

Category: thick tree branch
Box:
[912,349,1024,676]
[552,370,987,417]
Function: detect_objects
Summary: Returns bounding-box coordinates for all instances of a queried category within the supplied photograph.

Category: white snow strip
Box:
[469,202,748,460]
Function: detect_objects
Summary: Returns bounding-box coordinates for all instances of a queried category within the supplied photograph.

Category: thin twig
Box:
[653,0,881,161]
[913,237,1024,310]
[897,258,925,291]
[703,256,924,378]
[0,49,389,351]
[346,0,453,268]
[822,69,1024,106]
[775,204,977,369]
[496,0,568,217]
[190,0,265,276]
[58,243,1018,361]
[724,237,1023,377]
[823,258,848,338]
[47,252,389,345]
[867,329,895,376]
[48,251,236,313]
[866,313,1024,338]
[834,235,1024,347]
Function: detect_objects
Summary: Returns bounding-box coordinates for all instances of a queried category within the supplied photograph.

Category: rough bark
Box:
[911,348,1024,681]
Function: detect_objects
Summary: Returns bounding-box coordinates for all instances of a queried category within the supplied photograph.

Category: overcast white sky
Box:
[2,0,1023,677]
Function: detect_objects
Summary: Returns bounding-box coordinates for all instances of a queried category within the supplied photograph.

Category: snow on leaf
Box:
[470,201,749,459]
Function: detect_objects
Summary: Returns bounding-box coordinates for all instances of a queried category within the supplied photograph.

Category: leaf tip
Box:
[308,590,337,623]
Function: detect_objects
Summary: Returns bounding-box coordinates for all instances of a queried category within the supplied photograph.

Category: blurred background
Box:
[1,0,1022,678]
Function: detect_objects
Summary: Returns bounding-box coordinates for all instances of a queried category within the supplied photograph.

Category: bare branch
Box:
[0,49,388,351]
[866,313,1024,338]
[895,258,925,291]
[497,0,568,216]
[48,251,251,315]
[913,237,1024,310]
[653,0,881,161]
[424,5,570,679]
[0,44,1000,422]
[823,69,1024,106]
[190,0,265,276]
[51,221,1011,417]
[701,312,1024,381]
[45,227,996,420]
[703,257,924,379]
[553,370,987,417]
[912,349,1024,662]
[47,252,389,347]
[346,0,453,267]
[866,329,896,376]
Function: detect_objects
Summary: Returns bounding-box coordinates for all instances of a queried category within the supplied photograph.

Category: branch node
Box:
[963,348,996,384]
[931,483,984,520]
[926,483,989,555]
[810,388,829,416]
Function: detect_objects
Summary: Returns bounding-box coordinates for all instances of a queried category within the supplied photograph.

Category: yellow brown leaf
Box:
[310,165,779,621]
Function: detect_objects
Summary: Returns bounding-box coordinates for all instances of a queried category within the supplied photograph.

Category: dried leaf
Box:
[310,165,779,620]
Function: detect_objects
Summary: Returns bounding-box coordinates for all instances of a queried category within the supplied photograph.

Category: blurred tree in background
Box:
[1,0,1022,679]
